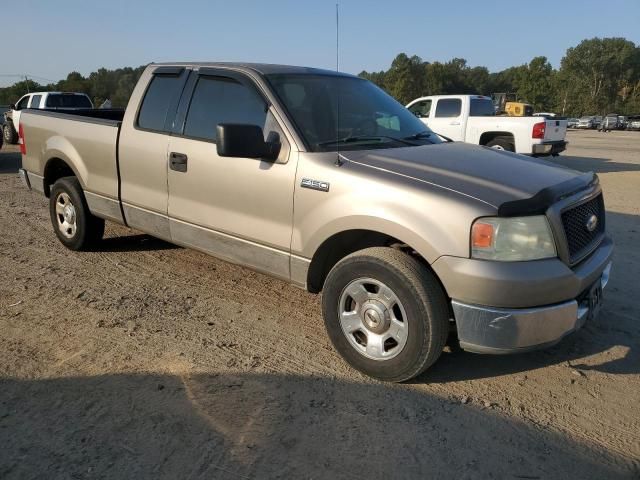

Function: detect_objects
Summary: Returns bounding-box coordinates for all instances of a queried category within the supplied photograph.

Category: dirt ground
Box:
[0,130,639,479]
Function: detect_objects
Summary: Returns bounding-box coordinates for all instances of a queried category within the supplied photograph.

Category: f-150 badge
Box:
[301,178,330,192]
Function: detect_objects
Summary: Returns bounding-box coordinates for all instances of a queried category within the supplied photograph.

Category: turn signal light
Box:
[471,222,494,248]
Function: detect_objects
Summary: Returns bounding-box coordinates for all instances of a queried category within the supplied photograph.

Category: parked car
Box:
[593,116,603,129]
[407,95,567,156]
[17,62,612,382]
[567,118,579,129]
[3,91,93,144]
[626,115,640,131]
[599,114,622,132]
[576,116,596,129]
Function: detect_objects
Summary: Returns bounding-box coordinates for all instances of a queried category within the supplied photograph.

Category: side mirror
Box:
[9,104,16,110]
[216,124,280,161]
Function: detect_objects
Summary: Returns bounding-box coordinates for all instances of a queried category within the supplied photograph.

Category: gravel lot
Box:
[1,130,639,479]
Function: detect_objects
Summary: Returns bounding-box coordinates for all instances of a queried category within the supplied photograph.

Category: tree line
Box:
[360,37,640,116]
[1,37,639,116]
[0,66,146,108]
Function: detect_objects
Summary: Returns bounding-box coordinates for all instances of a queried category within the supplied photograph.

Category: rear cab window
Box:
[45,94,92,108]
[137,69,188,132]
[435,99,462,118]
[469,98,495,116]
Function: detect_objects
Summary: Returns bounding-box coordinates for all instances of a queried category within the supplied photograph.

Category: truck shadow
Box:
[549,155,640,173]
[0,372,633,479]
[0,150,20,174]
[97,233,179,252]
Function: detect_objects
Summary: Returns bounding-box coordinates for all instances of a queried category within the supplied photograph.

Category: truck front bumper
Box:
[451,261,611,353]
[433,234,613,354]
[532,140,567,155]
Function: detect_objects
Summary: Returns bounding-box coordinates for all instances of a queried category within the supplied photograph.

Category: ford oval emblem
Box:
[586,214,598,232]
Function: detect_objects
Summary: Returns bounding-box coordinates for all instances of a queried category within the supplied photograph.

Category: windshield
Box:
[266,74,441,152]
[46,94,92,109]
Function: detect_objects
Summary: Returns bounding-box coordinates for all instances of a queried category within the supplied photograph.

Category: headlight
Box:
[471,216,556,261]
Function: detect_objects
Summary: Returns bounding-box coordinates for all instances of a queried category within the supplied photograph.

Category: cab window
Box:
[435,99,462,118]
[409,100,431,118]
[183,75,267,142]
[137,73,186,132]
[16,96,30,110]
[30,95,42,108]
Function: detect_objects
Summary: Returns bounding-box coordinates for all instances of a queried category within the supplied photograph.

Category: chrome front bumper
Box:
[452,262,612,354]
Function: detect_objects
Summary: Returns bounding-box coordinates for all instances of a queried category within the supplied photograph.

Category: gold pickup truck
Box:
[18,63,613,381]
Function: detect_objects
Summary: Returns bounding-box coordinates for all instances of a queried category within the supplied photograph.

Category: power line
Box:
[0,73,58,83]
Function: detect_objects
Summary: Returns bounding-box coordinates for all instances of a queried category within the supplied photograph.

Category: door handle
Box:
[169,152,188,172]
[449,121,461,125]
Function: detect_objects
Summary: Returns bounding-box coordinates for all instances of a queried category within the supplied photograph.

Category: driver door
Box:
[167,69,297,280]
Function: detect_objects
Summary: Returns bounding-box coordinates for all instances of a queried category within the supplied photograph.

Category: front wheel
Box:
[49,177,105,251]
[321,247,449,382]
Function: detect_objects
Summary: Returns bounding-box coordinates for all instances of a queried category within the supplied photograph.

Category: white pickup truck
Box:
[406,95,567,156]
[3,91,93,144]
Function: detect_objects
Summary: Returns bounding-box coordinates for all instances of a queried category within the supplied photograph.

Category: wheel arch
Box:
[43,156,84,197]
[305,227,446,296]
[479,131,515,146]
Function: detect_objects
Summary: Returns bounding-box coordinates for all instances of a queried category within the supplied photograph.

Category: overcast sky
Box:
[2,0,640,87]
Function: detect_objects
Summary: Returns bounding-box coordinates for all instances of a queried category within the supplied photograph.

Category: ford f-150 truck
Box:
[406,95,568,156]
[18,63,612,382]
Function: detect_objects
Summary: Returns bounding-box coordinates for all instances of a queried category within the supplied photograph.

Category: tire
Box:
[321,247,449,382]
[49,176,105,251]
[486,138,515,152]
[3,123,18,144]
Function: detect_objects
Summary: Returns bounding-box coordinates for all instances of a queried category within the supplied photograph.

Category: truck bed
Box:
[19,109,125,223]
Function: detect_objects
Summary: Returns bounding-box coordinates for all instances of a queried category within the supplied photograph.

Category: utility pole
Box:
[24,75,30,93]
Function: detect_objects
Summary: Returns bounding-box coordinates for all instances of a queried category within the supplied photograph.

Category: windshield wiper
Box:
[403,131,437,143]
[404,131,432,140]
[317,135,416,147]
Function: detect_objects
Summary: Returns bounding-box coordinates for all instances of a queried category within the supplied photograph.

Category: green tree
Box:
[384,53,425,104]
[513,56,554,111]
[560,37,640,114]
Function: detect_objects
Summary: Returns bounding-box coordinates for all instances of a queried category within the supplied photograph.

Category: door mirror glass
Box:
[216,124,280,161]
[9,104,15,110]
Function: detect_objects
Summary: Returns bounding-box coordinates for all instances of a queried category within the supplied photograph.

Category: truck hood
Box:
[342,142,593,212]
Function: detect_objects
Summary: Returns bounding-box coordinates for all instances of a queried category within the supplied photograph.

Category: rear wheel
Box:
[321,247,449,382]
[3,123,18,144]
[49,177,104,251]
[486,137,515,152]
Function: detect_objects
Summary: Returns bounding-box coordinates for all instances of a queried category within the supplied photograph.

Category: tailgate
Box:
[544,119,567,142]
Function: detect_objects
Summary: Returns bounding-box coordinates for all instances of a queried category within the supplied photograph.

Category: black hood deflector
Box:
[497,172,598,216]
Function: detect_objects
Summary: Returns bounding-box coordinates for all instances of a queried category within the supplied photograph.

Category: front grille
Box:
[561,194,605,263]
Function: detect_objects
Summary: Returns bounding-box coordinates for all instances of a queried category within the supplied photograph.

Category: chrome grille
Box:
[561,194,605,264]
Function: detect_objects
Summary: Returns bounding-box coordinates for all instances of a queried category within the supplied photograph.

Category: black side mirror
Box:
[216,124,280,161]
[9,104,16,110]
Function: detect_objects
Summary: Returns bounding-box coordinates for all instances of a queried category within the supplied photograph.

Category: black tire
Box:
[49,176,105,251]
[3,123,18,144]
[321,247,449,382]
[486,137,515,152]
